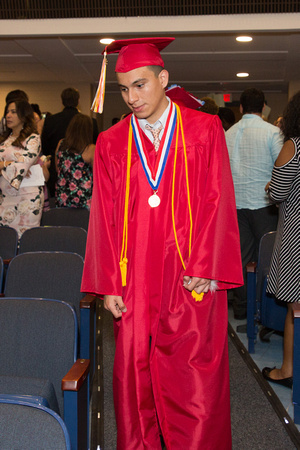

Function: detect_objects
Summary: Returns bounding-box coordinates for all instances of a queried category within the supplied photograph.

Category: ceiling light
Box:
[236,72,249,78]
[236,36,253,42]
[100,38,115,45]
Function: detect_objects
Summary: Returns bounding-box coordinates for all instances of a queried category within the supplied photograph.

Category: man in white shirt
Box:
[226,87,283,320]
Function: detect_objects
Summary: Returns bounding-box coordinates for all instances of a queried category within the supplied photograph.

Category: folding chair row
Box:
[0,297,89,450]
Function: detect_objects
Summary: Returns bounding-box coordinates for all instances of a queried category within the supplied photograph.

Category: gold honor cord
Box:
[172,105,204,302]
[119,119,132,287]
[120,109,204,301]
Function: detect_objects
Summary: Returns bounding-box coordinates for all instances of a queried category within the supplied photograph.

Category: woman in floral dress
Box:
[0,100,44,238]
[55,113,95,209]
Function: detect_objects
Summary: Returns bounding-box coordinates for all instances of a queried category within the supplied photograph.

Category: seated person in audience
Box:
[55,113,95,209]
[0,100,44,237]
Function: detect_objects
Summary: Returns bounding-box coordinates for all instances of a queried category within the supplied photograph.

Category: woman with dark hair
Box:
[31,103,45,135]
[262,91,300,388]
[0,100,44,237]
[55,113,94,209]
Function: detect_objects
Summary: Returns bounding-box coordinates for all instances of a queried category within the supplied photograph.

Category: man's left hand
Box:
[183,276,211,294]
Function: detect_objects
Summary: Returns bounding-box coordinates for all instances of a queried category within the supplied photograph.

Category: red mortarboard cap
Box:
[165,85,204,110]
[92,37,175,114]
[104,37,175,73]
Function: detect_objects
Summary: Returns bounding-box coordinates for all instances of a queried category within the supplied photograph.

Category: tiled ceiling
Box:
[0,30,298,96]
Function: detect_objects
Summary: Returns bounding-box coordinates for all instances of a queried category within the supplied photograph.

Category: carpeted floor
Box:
[92,308,300,449]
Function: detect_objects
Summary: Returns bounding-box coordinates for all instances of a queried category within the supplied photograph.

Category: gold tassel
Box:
[191,290,204,302]
[119,121,132,287]
[91,50,107,114]
[119,258,128,287]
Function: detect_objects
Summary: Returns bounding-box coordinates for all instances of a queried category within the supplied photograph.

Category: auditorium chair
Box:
[0,256,3,293]
[41,207,90,231]
[4,251,95,371]
[246,231,287,353]
[0,226,18,265]
[0,297,89,450]
[19,225,87,259]
[0,398,71,450]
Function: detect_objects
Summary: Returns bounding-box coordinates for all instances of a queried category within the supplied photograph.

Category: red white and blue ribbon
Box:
[131,101,177,191]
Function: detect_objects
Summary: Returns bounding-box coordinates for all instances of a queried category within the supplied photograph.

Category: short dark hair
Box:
[240,88,265,114]
[61,88,80,108]
[147,66,164,77]
[5,89,29,104]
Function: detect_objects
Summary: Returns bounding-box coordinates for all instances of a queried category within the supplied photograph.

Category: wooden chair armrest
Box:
[246,261,257,273]
[3,258,12,265]
[292,303,300,319]
[61,359,90,391]
[80,294,96,309]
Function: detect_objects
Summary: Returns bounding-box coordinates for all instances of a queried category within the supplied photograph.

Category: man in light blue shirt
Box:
[226,88,283,320]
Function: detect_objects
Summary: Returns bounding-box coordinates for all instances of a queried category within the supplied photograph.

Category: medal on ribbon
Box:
[131,102,177,207]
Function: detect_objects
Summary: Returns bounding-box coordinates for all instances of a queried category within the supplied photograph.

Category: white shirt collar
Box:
[138,98,171,142]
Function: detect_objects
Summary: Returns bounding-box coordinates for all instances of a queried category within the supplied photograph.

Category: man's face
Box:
[117,66,169,124]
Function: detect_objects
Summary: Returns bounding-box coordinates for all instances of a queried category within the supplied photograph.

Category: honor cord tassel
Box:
[119,119,132,286]
[172,104,204,302]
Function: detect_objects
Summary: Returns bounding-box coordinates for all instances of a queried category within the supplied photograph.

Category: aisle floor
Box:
[228,305,299,431]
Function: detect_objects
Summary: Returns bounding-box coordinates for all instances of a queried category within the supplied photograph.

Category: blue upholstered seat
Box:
[19,225,87,258]
[0,398,71,450]
[4,251,95,366]
[0,297,89,450]
[41,207,90,231]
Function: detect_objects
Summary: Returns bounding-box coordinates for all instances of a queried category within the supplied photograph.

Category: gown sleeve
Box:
[81,133,123,297]
[185,116,243,290]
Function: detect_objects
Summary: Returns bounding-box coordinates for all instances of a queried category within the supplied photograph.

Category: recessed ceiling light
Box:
[236,36,253,42]
[236,72,249,78]
[100,38,115,45]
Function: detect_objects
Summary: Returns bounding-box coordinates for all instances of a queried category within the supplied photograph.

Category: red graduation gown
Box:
[81,105,243,449]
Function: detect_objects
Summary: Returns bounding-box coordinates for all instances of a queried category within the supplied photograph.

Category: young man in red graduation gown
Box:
[81,37,243,449]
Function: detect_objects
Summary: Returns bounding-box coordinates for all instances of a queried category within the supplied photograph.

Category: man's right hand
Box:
[104,295,127,319]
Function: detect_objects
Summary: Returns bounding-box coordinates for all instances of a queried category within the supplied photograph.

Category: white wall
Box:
[289,81,300,98]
